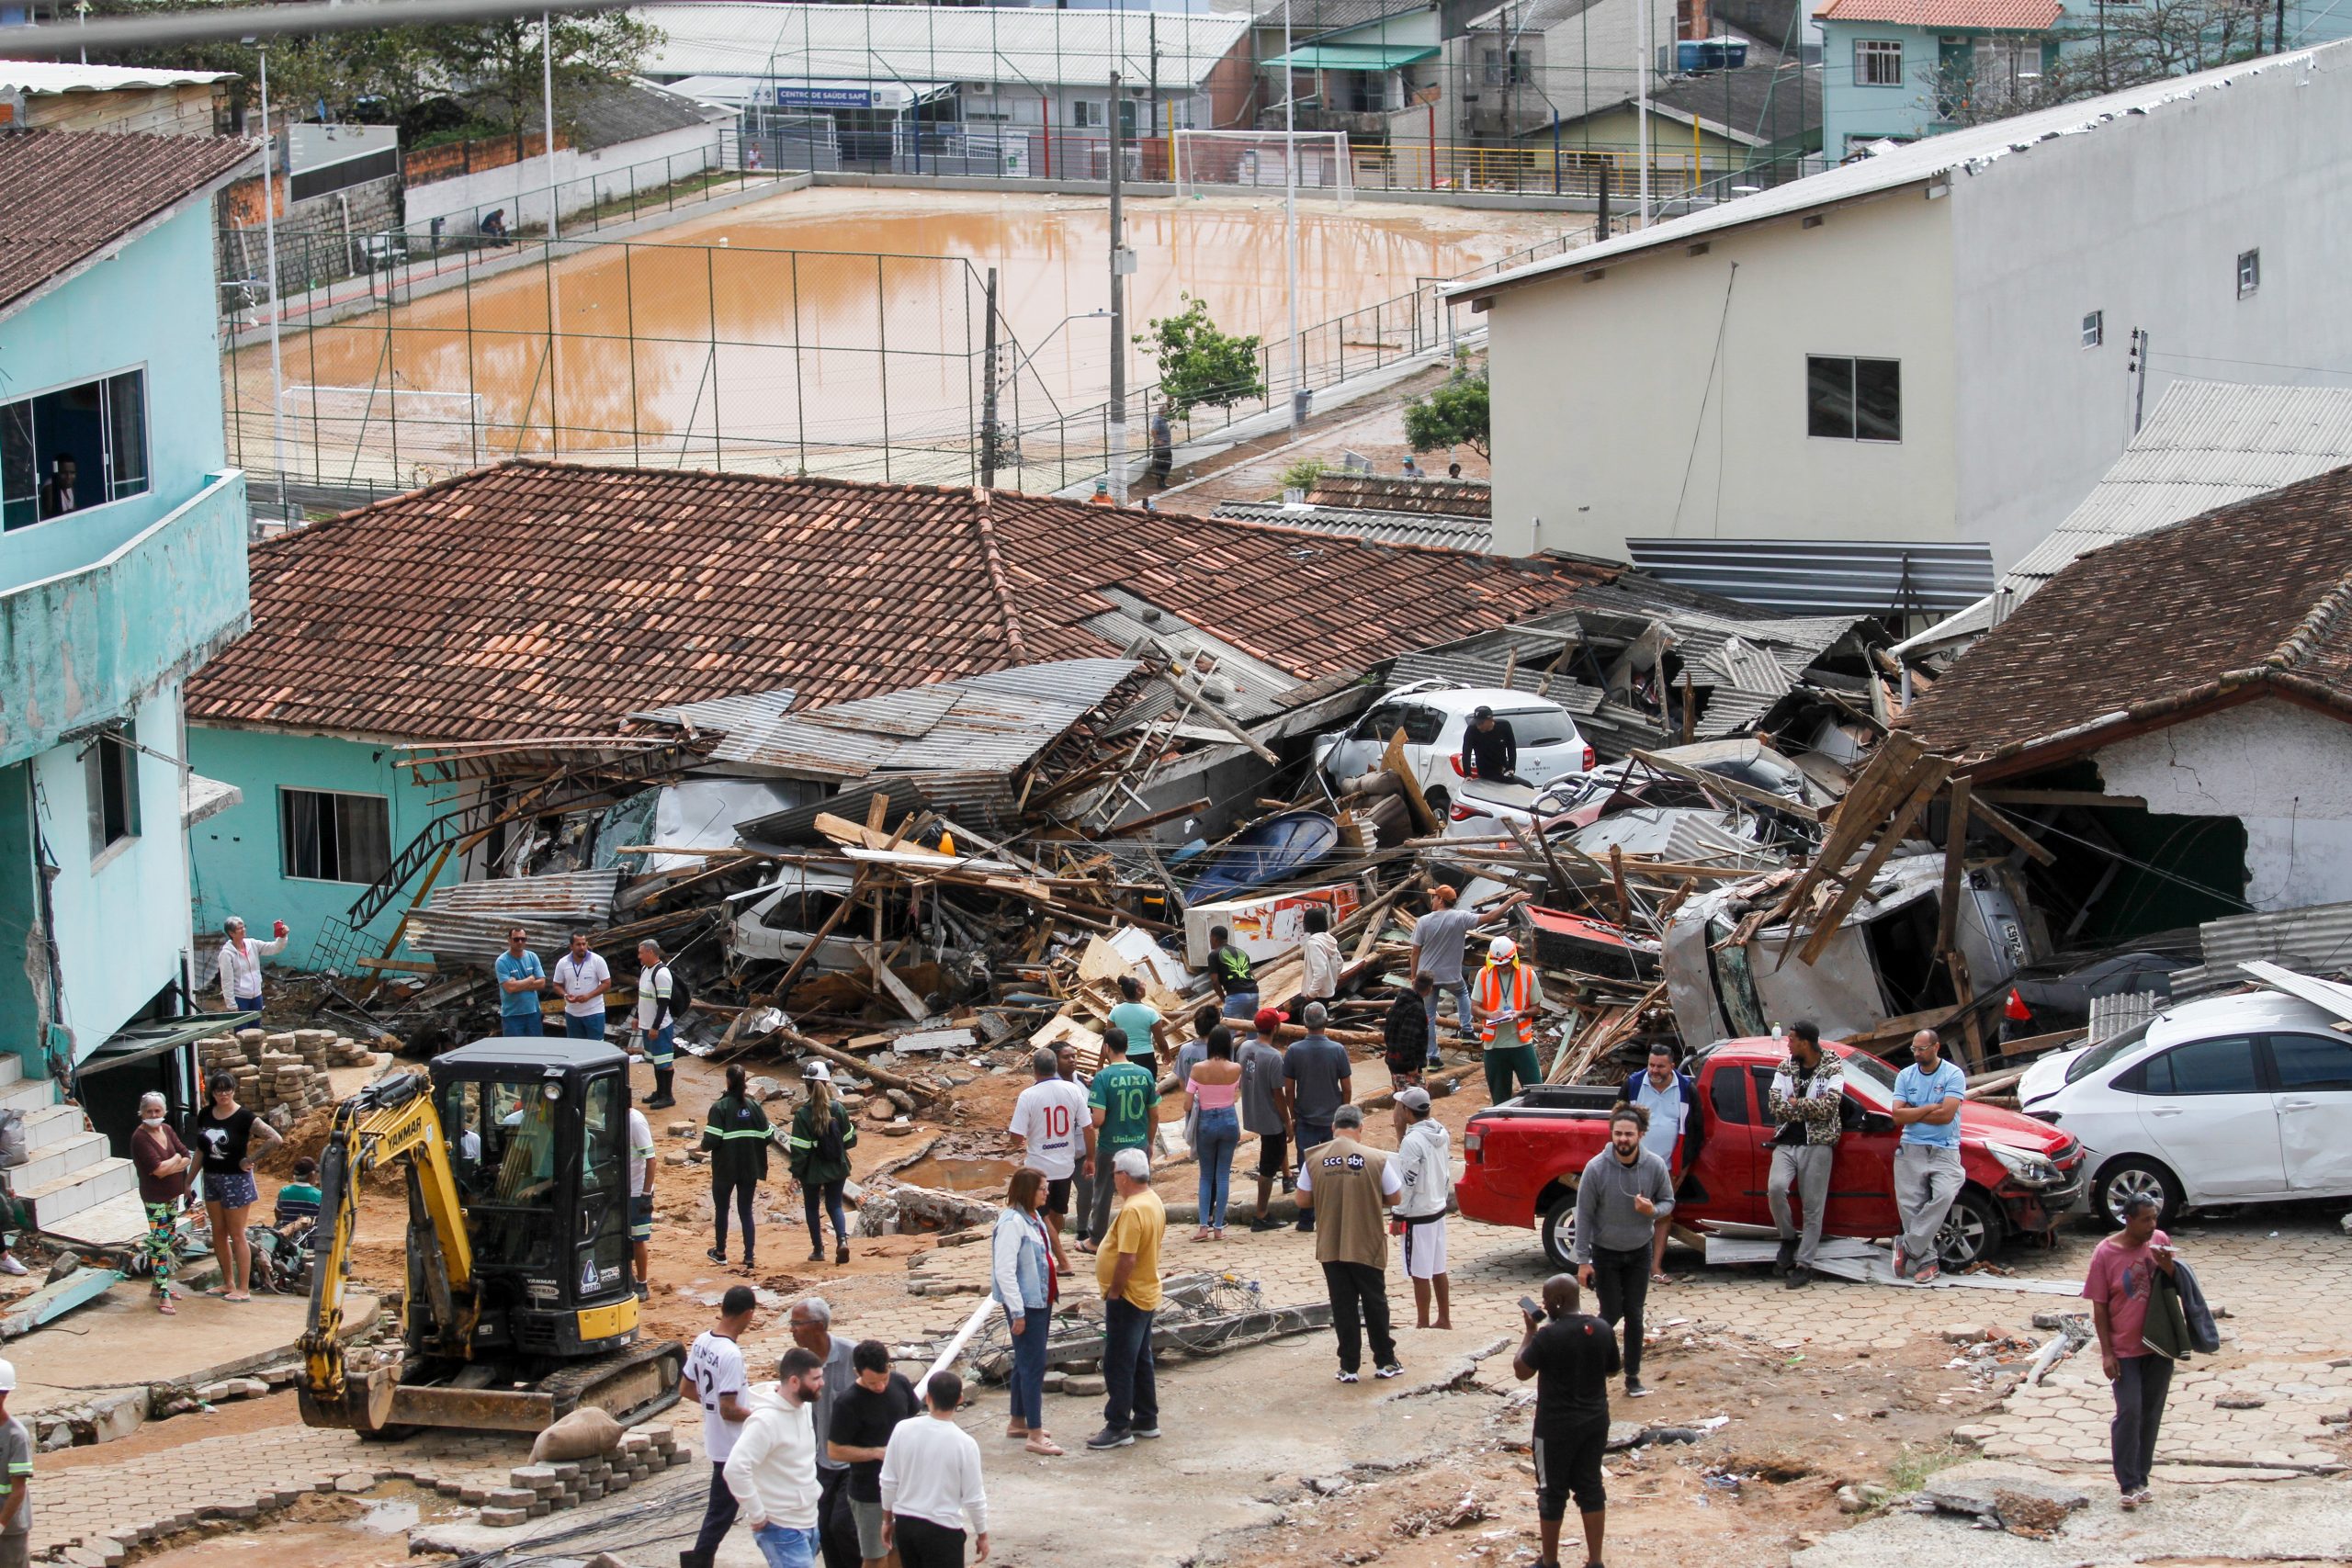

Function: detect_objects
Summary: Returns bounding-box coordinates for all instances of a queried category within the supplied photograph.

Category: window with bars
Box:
[1855,39,1904,86]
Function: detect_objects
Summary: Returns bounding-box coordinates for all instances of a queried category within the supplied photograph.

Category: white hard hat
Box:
[1488,936,1518,961]
[804,1060,831,1083]
[0,1358,17,1393]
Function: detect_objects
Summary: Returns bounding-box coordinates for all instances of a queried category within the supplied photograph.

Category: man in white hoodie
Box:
[724,1346,827,1568]
[1393,1088,1455,1331]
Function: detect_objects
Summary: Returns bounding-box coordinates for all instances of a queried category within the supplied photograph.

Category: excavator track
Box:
[374,1337,688,1436]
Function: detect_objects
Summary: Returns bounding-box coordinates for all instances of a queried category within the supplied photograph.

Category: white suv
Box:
[1318,683,1596,812]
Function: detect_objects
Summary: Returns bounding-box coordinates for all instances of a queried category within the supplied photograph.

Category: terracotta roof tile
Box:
[0,129,259,317]
[1816,0,2062,29]
[1903,463,2352,767]
[186,462,1611,742]
[1304,473,1493,518]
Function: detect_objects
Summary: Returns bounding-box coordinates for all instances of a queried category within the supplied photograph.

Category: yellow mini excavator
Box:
[299,1038,684,1437]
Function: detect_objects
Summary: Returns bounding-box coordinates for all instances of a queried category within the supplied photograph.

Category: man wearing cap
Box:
[1410,886,1477,1068]
[1392,1088,1454,1330]
[1087,1147,1167,1449]
[1238,1009,1294,1231]
[0,1356,29,1568]
[1474,937,1545,1104]
[1080,1029,1161,1254]
[1297,1106,1404,1382]
[1461,706,1521,784]
[1283,1003,1353,1235]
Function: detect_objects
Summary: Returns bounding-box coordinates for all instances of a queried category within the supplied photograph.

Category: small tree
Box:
[1135,293,1266,419]
[1403,368,1489,460]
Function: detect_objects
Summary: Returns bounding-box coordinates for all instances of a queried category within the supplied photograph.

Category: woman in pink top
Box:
[2083,1194,2177,1508]
[1183,1028,1245,1241]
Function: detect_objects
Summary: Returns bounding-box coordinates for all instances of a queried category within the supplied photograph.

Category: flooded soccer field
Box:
[225,186,1574,491]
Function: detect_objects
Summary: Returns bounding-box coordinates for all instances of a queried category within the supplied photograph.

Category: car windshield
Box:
[1838,1049,1898,1105]
[1499,708,1578,747]
[2064,1019,2154,1083]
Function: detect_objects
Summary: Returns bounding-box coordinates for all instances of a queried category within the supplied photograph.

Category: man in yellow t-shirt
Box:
[1087,1148,1165,1450]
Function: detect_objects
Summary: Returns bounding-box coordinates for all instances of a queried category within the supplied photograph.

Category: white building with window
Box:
[1453,44,2352,607]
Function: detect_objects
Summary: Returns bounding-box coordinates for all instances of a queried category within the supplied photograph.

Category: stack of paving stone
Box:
[197,1029,369,1118]
[477,1427,685,1528]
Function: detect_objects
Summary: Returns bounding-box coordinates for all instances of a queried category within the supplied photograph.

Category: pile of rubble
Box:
[197,1029,378,1127]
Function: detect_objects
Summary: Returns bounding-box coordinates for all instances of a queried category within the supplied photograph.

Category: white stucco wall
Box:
[401,121,722,236]
[1484,184,1957,559]
[2095,701,2352,913]
[1951,48,2352,571]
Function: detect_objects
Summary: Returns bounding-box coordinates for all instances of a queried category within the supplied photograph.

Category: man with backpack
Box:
[633,939,686,1109]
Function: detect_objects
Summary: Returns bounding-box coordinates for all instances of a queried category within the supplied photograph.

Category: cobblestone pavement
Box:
[31,1199,2349,1561]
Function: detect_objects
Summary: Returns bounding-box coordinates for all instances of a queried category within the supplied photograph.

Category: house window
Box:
[85,727,141,858]
[1855,39,1904,86]
[0,368,151,532]
[1482,50,1532,85]
[2238,248,2260,298]
[1974,34,2044,90]
[1069,98,1106,130]
[1806,355,1902,442]
[2081,310,2103,348]
[280,787,391,885]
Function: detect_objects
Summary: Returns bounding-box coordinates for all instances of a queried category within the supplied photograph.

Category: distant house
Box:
[1818,0,2352,160]
[181,459,1607,964]
[1904,461,2352,930]
[1453,44,2352,603]
[0,130,260,1239]
[0,60,232,137]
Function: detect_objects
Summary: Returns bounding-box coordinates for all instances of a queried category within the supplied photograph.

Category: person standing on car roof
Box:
[1474,937,1545,1104]
[1570,1105,1673,1399]
[1460,705,1523,784]
[1764,1022,1843,1290]
[1891,1029,1969,1285]
[1622,1042,1702,1284]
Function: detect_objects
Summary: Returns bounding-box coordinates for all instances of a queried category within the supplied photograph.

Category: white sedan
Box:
[2018,967,2352,1226]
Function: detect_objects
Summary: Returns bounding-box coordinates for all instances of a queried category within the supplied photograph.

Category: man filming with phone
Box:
[1512,1273,1617,1568]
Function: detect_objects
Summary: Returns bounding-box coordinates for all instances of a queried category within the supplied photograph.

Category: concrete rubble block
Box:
[1604,1421,1646,1451]
[195,1377,271,1403]
[86,1391,147,1443]
[1060,1374,1107,1396]
[85,1539,128,1567]
[1919,1473,2089,1521]
[1940,1324,1988,1344]
[334,1472,375,1494]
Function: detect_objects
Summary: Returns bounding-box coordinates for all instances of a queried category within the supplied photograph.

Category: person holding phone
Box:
[2084,1195,2177,1510]
[1512,1273,1618,1568]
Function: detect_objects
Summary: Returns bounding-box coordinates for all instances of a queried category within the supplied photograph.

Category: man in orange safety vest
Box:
[1474,936,1545,1105]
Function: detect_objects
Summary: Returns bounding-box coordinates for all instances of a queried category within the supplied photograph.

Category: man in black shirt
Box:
[1513,1273,1619,1568]
[822,1339,922,1568]
[1460,706,1522,784]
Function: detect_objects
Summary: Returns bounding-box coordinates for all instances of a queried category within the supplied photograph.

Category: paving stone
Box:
[477,1507,530,1529]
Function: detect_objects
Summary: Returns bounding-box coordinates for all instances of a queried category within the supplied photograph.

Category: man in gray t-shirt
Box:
[1238,1018,1294,1229]
[0,1360,29,1561]
[1283,1005,1354,1236]
[1410,891,1478,1068]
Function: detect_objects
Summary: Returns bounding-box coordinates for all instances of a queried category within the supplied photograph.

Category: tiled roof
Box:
[1816,0,2062,28]
[0,129,259,319]
[1306,472,1492,518]
[185,461,1607,743]
[1902,463,2352,769]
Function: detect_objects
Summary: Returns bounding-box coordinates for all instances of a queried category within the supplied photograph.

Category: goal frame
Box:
[1172,129,1352,206]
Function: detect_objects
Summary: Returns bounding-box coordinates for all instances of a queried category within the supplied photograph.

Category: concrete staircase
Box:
[0,1058,138,1240]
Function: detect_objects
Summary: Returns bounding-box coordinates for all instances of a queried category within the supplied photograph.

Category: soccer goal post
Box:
[1173,130,1352,205]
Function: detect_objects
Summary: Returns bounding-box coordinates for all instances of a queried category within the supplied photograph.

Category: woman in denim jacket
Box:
[991,1167,1063,1456]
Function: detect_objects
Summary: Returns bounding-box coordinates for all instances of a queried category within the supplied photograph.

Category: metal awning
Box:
[1264,42,1439,70]
[80,1011,254,1075]
[1623,538,1996,616]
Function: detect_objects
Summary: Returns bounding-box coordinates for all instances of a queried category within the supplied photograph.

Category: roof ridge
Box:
[967,487,1028,660]
[2263,564,2352,675]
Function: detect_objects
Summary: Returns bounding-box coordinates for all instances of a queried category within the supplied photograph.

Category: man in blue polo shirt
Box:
[1890,1029,1968,1284]
[494,928,547,1037]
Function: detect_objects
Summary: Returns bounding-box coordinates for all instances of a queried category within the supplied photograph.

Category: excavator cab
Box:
[431,1040,639,1356]
[299,1038,683,1438]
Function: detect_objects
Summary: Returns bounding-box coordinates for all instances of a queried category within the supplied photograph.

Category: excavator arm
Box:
[299,1071,475,1433]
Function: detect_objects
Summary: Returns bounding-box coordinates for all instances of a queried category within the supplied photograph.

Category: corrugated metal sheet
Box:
[2087,990,2159,1044]
[639,686,799,735]
[1692,686,1780,739]
[407,910,579,965]
[1624,539,1996,615]
[1996,381,2352,610]
[1704,635,1796,695]
[1083,590,1300,724]
[427,871,622,919]
[1212,501,1493,552]
[2195,899,2352,976]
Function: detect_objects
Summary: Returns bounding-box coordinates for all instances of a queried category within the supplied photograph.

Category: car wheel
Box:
[1935,1188,2005,1269]
[2093,1156,2181,1230]
[1424,785,1452,814]
[1540,1190,1578,1272]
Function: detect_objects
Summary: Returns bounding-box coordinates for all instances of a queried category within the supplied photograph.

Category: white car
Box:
[2017,970,2352,1226]
[1319,683,1595,812]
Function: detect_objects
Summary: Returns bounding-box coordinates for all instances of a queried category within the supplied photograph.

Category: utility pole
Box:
[258,41,288,517]
[979,266,1001,489]
[1283,0,1303,430]
[1108,70,1131,504]
[1635,0,1652,227]
[2129,328,2149,433]
[542,12,558,242]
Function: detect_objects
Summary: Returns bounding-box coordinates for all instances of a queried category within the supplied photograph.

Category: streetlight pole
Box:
[542,12,558,242]
[258,42,288,512]
[1108,70,1130,504]
[1283,0,1302,430]
[1635,0,1652,227]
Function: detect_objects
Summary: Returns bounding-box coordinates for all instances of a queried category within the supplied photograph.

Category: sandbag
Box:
[530,1405,624,1462]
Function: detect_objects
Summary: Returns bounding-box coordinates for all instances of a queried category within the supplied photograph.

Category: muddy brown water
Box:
[890,1153,1021,1193]
[229,188,1573,479]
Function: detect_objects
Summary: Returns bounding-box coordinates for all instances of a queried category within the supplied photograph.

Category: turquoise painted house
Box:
[0,129,261,1239]
[1818,0,2352,159]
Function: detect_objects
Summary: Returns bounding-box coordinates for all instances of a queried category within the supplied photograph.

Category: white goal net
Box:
[1173,130,1351,204]
[276,384,488,468]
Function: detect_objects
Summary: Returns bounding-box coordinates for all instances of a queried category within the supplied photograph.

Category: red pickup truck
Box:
[1457,1038,2088,1270]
